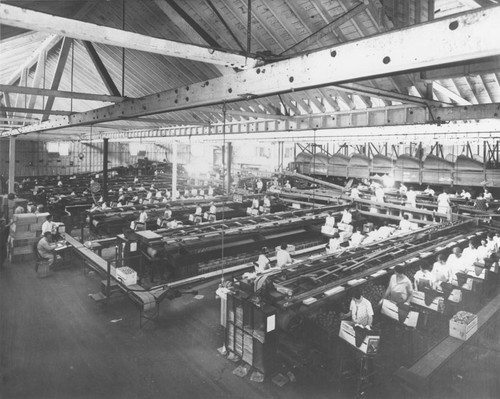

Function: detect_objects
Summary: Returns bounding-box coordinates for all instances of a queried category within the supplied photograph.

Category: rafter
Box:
[0,3,259,69]
[42,37,72,121]
[25,50,47,120]
[3,6,500,136]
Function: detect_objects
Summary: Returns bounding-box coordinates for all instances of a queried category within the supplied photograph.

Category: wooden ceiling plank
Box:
[0,3,258,69]
[82,41,122,97]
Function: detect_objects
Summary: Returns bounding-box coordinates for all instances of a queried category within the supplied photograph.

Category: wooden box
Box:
[338,320,379,354]
[449,314,478,341]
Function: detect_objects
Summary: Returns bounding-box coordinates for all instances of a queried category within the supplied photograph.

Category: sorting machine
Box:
[221,203,500,395]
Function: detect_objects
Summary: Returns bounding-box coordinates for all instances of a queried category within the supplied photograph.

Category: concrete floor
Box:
[0,257,343,399]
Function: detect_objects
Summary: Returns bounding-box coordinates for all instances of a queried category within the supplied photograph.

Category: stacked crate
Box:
[9,212,50,263]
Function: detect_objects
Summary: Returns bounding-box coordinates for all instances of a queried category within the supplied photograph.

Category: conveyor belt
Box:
[269,221,482,308]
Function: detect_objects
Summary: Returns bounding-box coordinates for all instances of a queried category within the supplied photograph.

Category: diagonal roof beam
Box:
[82,40,121,97]
[0,85,126,103]
[0,3,259,69]
[42,37,72,121]
[281,2,368,55]
[433,82,472,105]
[3,6,500,136]
[24,50,47,120]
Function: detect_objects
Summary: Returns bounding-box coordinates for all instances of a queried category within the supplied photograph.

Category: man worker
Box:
[341,287,374,328]
[42,214,58,238]
[36,232,61,269]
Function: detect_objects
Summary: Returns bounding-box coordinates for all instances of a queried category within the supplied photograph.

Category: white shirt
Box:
[375,187,385,203]
[209,205,216,214]
[486,239,497,254]
[325,215,335,227]
[477,245,489,261]
[350,232,364,247]
[424,188,435,196]
[414,270,435,290]
[406,190,417,207]
[263,197,271,208]
[41,220,56,234]
[328,238,342,253]
[378,226,394,239]
[340,210,352,225]
[349,297,374,327]
[350,187,360,199]
[432,261,451,284]
[462,247,478,270]
[447,253,466,278]
[256,254,270,273]
[139,211,148,223]
[195,206,202,216]
[276,249,292,268]
[399,219,413,231]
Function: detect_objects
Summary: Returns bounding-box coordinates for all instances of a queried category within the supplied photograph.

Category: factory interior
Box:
[1,1,500,398]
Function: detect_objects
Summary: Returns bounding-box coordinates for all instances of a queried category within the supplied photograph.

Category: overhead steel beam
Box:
[0,85,126,103]
[3,6,500,136]
[195,106,290,120]
[0,3,259,69]
[0,107,73,116]
[79,103,500,141]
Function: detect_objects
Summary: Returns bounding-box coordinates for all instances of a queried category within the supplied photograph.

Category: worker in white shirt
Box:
[462,240,479,271]
[447,247,467,282]
[486,233,498,254]
[327,232,342,254]
[42,214,57,235]
[208,186,214,197]
[36,232,61,269]
[375,186,385,203]
[276,243,293,268]
[208,202,217,222]
[377,221,394,240]
[399,214,413,231]
[256,179,264,193]
[349,229,364,247]
[405,187,417,208]
[341,287,373,328]
[399,183,408,197]
[255,247,271,273]
[437,189,451,215]
[324,212,336,228]
[483,188,493,201]
[432,254,452,286]
[137,209,148,231]
[423,185,435,196]
[263,195,271,214]
[413,262,436,291]
[340,208,352,225]
[350,185,360,199]
[477,239,490,261]
[194,204,203,224]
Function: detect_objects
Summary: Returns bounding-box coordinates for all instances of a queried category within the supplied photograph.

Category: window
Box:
[46,142,69,156]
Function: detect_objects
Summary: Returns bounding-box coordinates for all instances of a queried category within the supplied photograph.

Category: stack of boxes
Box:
[9,212,50,263]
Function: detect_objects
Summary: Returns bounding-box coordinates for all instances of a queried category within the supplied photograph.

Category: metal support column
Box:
[172,141,178,200]
[102,138,109,202]
[8,136,15,194]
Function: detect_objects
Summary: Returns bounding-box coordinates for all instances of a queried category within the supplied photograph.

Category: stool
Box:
[36,259,51,279]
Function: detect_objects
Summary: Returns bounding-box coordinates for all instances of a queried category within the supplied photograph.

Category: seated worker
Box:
[350,185,360,199]
[381,265,413,305]
[377,221,395,240]
[431,253,452,287]
[477,239,490,262]
[341,287,374,328]
[484,188,493,201]
[413,262,435,291]
[262,195,271,214]
[398,214,413,232]
[14,204,25,214]
[194,204,203,224]
[446,246,467,282]
[36,232,61,269]
[137,209,148,231]
[340,208,352,225]
[255,247,271,273]
[324,212,336,228]
[423,185,435,196]
[251,197,260,210]
[486,233,498,254]
[349,229,364,247]
[208,202,217,222]
[462,240,479,271]
[276,243,293,268]
[327,232,342,254]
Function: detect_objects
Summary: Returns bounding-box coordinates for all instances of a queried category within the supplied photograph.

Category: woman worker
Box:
[381,265,413,305]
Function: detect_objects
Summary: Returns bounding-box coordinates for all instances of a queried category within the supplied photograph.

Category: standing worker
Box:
[276,243,293,268]
[0,215,13,269]
[341,287,374,328]
[381,265,413,305]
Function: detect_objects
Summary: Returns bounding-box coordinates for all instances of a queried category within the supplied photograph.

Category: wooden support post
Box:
[8,136,15,194]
